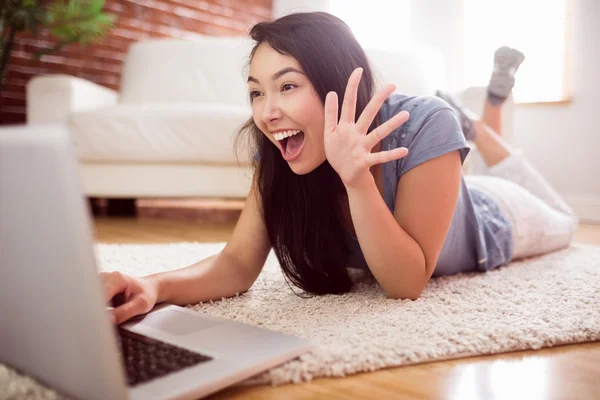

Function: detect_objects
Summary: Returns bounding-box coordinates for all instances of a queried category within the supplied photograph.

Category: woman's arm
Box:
[323,68,464,299]
[146,251,259,305]
[144,176,272,305]
[346,150,462,300]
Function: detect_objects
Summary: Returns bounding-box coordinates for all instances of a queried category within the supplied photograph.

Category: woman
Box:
[102,12,578,324]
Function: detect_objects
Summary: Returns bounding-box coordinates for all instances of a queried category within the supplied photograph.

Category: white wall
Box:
[409,0,599,222]
[272,0,331,17]
[512,0,600,222]
[409,0,465,93]
[272,0,600,222]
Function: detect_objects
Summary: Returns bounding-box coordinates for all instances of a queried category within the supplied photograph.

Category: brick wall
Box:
[1,0,272,124]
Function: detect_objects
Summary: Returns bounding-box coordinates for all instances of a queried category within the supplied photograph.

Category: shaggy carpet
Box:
[1,242,599,399]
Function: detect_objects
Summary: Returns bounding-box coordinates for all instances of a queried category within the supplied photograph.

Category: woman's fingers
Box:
[365,147,409,167]
[324,91,339,135]
[355,83,396,134]
[111,295,148,325]
[339,68,363,124]
[102,271,127,304]
[365,110,410,150]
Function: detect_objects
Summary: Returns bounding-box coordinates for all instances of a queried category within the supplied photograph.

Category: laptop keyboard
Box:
[116,327,212,387]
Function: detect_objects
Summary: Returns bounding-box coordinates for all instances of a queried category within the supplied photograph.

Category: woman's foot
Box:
[435,90,478,141]
[487,46,525,106]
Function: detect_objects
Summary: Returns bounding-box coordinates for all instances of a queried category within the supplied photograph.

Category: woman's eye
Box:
[250,90,262,98]
[282,83,296,91]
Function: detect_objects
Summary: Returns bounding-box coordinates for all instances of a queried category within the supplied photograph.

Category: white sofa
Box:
[26,36,512,199]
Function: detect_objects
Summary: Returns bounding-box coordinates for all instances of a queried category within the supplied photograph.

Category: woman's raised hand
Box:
[324,67,410,188]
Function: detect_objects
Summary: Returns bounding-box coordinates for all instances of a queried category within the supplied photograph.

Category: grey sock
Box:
[487,46,525,105]
[435,90,477,141]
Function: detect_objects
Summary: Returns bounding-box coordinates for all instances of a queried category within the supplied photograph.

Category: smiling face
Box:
[248,43,327,175]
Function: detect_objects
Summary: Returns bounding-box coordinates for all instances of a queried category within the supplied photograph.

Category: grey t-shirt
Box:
[345,94,513,276]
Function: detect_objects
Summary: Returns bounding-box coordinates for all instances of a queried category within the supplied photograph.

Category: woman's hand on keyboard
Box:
[100,271,159,324]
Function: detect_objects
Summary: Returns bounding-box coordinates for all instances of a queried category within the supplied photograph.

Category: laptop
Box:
[0,125,311,400]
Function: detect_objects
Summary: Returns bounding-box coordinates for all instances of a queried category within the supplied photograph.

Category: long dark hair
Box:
[235,12,379,295]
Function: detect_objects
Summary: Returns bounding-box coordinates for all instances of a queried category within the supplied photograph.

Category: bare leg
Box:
[470,45,526,166]
[481,101,503,137]
[435,97,513,168]
[471,119,513,168]
[462,95,504,138]
[460,96,511,168]
[435,47,524,143]
[480,46,525,138]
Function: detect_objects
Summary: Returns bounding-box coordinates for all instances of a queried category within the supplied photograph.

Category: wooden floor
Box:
[94,218,600,400]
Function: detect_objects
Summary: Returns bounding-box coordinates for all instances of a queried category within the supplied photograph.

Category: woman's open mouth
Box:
[279,131,305,161]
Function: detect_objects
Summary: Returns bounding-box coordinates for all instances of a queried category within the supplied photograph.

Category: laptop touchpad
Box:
[139,309,223,336]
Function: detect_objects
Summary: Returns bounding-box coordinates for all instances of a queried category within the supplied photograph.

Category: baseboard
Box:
[564,195,600,223]
[136,198,243,223]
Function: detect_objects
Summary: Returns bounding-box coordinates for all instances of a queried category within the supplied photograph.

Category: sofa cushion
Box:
[68,103,253,164]
[119,36,255,107]
[118,37,448,107]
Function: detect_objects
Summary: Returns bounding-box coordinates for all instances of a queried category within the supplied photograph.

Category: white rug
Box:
[2,242,600,398]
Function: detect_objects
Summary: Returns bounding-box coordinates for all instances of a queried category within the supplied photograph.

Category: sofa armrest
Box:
[26,74,118,124]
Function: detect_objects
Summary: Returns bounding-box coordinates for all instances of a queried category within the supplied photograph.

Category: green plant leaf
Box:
[1,0,116,72]
[87,0,105,15]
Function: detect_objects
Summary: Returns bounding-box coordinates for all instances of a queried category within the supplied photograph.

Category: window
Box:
[329,0,411,51]
[462,0,570,104]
